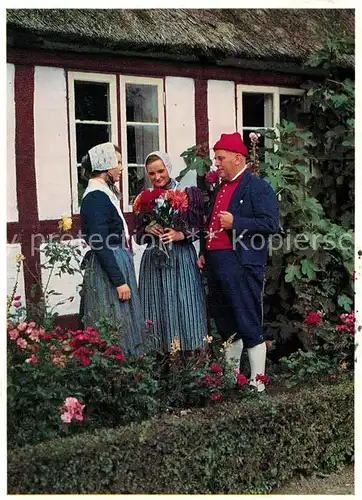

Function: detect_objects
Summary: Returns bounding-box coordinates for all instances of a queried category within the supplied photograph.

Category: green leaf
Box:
[285,264,302,283]
[301,259,318,280]
[337,294,353,312]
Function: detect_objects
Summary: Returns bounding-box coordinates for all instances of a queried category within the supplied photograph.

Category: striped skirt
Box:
[139,241,207,353]
[80,247,145,354]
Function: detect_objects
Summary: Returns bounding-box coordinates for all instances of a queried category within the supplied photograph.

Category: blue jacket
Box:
[80,191,127,286]
[204,169,280,266]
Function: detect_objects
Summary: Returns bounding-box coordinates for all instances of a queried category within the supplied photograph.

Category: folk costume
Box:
[80,142,145,354]
[203,133,280,391]
[134,151,207,353]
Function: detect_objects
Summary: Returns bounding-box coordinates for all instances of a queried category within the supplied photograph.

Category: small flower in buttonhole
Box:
[145,319,154,328]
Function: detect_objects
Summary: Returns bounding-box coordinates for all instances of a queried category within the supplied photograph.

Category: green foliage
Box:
[8,379,354,494]
[176,143,212,180]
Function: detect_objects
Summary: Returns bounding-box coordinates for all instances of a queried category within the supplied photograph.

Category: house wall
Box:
[6,48,304,324]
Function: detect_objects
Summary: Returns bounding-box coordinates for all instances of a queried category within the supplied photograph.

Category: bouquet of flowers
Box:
[133,188,189,227]
[134,188,189,264]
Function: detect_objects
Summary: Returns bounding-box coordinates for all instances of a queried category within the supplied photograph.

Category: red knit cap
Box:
[213,132,248,156]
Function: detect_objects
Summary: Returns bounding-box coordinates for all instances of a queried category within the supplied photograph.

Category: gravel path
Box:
[272,464,354,495]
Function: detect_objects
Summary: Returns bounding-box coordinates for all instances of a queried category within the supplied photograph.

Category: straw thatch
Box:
[7,9,354,68]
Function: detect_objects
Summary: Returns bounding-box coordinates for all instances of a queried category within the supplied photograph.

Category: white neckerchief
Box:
[83,178,130,244]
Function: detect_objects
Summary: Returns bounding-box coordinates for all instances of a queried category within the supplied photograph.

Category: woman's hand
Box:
[160,228,185,244]
[117,284,131,301]
[145,221,164,236]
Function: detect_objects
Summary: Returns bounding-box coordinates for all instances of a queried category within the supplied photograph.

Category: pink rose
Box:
[17,322,28,332]
[25,354,39,364]
[16,337,28,349]
[13,301,21,308]
[61,412,72,424]
[9,329,19,340]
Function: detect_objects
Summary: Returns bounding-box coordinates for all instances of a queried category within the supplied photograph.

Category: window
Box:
[237,85,305,151]
[68,72,118,212]
[68,73,165,213]
[120,76,165,210]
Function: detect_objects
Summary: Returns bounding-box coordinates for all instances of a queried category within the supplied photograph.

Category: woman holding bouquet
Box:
[79,142,145,354]
[134,151,207,353]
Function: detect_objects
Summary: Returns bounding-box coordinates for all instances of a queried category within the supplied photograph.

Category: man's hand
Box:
[145,221,164,236]
[117,284,131,301]
[160,228,185,244]
[196,254,206,269]
[219,211,233,230]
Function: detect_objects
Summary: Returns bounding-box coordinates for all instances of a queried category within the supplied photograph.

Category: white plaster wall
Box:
[208,80,236,153]
[34,66,72,220]
[7,244,26,317]
[7,64,18,223]
[40,239,88,316]
[132,76,197,279]
[165,76,196,186]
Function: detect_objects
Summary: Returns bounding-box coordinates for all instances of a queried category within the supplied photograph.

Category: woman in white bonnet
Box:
[79,142,145,354]
[134,151,207,354]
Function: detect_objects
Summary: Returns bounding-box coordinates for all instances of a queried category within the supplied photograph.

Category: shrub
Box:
[8,378,353,494]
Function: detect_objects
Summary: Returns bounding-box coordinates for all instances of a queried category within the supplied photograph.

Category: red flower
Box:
[14,295,21,301]
[211,393,222,401]
[209,363,223,374]
[165,190,188,211]
[236,373,248,387]
[78,355,91,366]
[205,170,219,185]
[134,188,164,214]
[115,352,124,361]
[256,374,270,385]
[305,311,322,326]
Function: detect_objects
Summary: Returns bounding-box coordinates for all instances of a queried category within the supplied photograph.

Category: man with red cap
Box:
[197,132,280,392]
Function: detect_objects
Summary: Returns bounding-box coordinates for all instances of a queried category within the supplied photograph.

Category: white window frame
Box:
[120,75,165,211]
[237,85,305,139]
[68,71,118,214]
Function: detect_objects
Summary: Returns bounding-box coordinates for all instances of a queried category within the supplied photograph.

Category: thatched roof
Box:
[7,9,354,68]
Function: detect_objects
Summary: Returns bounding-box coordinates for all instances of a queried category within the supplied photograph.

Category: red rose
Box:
[205,170,219,185]
[211,393,222,401]
[305,311,322,326]
[209,363,223,374]
[256,374,270,385]
[236,373,248,387]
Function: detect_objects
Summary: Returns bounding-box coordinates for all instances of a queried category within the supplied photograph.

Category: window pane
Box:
[75,81,109,121]
[242,93,273,127]
[127,125,159,165]
[129,166,146,202]
[76,123,111,163]
[126,84,158,123]
[280,95,303,124]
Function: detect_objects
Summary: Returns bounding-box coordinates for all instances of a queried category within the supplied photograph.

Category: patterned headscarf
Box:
[144,151,178,190]
[89,142,117,172]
